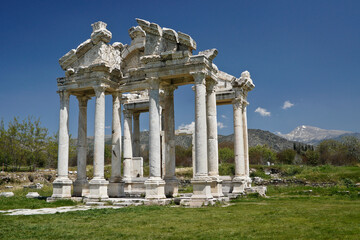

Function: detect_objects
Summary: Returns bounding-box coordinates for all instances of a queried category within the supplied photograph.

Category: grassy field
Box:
[0,165,359,239]
[0,185,359,239]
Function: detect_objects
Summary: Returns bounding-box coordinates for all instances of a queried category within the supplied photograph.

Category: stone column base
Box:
[232,176,249,195]
[164,177,179,198]
[73,179,89,197]
[87,178,109,200]
[210,176,224,198]
[190,177,213,207]
[123,177,147,197]
[51,178,72,199]
[145,177,166,200]
[108,180,125,197]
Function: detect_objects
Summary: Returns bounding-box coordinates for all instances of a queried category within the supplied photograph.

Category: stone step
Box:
[85,202,105,206]
[113,202,143,207]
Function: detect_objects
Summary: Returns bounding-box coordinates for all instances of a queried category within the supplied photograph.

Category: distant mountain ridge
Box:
[96,129,301,152]
[277,125,354,145]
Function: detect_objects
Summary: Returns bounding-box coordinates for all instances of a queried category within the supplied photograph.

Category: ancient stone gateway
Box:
[51,19,255,206]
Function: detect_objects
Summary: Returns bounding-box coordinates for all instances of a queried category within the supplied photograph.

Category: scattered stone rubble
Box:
[26,192,40,199]
[0,192,14,197]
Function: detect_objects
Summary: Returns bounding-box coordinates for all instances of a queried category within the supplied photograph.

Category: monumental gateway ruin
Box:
[51,19,255,206]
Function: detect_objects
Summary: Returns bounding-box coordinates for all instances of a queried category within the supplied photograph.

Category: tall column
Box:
[109,92,124,197]
[145,77,166,200]
[73,96,90,197]
[162,86,178,197]
[123,109,133,179]
[190,71,213,206]
[233,98,246,176]
[231,71,255,195]
[88,86,108,200]
[242,102,251,187]
[206,80,223,198]
[52,90,72,199]
[132,112,140,157]
[232,97,247,194]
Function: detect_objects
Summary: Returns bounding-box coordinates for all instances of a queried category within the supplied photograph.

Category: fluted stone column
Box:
[162,86,178,197]
[133,112,140,157]
[206,80,223,198]
[191,71,213,205]
[73,96,90,197]
[123,109,133,179]
[123,109,134,195]
[52,90,72,199]
[88,86,108,200]
[242,102,251,187]
[232,97,247,194]
[231,71,255,195]
[109,92,124,197]
[145,78,166,200]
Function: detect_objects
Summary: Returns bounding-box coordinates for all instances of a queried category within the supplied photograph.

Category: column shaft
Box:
[93,86,106,179]
[206,82,219,176]
[111,93,122,180]
[123,109,133,178]
[51,90,72,199]
[132,112,140,157]
[242,105,250,177]
[148,79,161,178]
[58,91,70,179]
[233,99,246,177]
[76,96,88,181]
[163,87,176,179]
[194,73,208,177]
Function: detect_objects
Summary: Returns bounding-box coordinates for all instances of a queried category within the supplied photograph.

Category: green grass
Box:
[0,193,359,239]
[250,164,360,184]
[0,165,359,239]
[0,184,78,210]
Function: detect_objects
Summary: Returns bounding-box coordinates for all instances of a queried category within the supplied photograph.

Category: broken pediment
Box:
[59,21,121,76]
[232,71,255,91]
[135,18,196,56]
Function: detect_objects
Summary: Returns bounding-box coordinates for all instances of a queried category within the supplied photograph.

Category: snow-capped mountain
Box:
[277,125,352,144]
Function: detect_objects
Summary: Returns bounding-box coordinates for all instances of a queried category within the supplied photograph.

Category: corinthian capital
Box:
[77,95,90,107]
[123,109,133,118]
[147,77,160,90]
[161,85,177,96]
[206,78,218,93]
[232,97,248,110]
[58,90,70,101]
[93,86,106,98]
[190,71,207,85]
[232,70,255,92]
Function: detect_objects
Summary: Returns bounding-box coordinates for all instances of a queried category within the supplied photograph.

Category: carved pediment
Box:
[59,21,121,77]
[232,71,255,91]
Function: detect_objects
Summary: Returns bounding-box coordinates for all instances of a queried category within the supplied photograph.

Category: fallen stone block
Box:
[26,192,40,198]
[0,192,14,197]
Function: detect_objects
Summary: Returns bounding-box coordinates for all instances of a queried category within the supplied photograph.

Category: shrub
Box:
[219,163,235,176]
[218,147,234,163]
[277,149,296,164]
[302,150,320,166]
[249,145,276,165]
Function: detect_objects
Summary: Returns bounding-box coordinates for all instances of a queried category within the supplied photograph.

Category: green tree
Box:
[276,149,296,164]
[303,149,320,166]
[341,136,360,165]
[249,145,276,165]
[45,133,59,168]
[317,140,345,165]
[218,147,234,163]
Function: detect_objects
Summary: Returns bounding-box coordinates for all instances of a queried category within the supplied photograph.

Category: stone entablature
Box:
[52,19,255,206]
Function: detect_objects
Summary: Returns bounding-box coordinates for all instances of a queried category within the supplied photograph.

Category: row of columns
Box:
[52,74,251,201]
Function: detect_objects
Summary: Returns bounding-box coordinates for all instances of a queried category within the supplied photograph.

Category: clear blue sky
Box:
[0,0,359,137]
